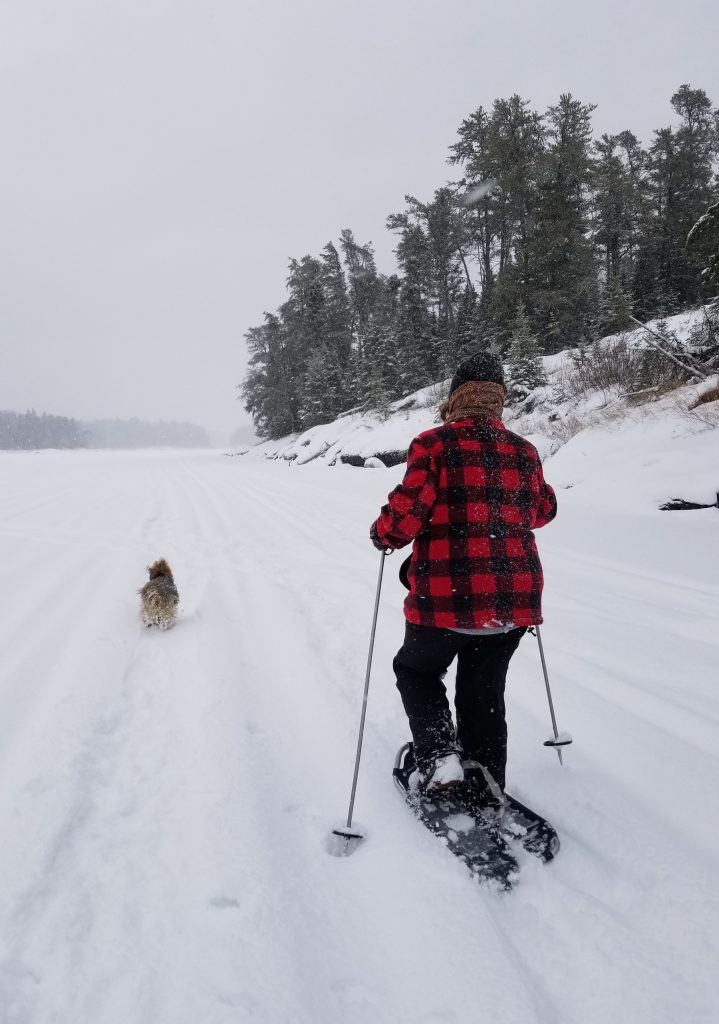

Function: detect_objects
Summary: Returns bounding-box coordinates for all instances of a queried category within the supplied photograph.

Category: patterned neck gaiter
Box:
[439,380,505,424]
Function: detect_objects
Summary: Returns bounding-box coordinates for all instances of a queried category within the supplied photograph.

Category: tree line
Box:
[0,410,84,449]
[0,410,209,449]
[242,84,719,440]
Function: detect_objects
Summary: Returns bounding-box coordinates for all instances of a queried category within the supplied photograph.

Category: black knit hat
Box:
[449,351,505,396]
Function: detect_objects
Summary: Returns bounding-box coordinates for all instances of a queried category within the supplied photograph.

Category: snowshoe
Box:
[394,743,560,886]
[393,743,519,890]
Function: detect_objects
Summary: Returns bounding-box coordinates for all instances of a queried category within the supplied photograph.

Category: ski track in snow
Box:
[0,448,717,1024]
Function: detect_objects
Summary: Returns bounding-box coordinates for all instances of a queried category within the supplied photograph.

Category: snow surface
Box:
[0,415,718,1022]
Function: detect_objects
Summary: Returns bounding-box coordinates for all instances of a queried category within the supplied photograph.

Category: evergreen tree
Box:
[642,86,718,313]
[505,302,546,397]
[687,201,719,294]
[388,187,468,372]
[318,241,354,416]
[527,94,598,350]
[451,284,481,367]
[281,255,326,372]
[597,273,634,335]
[320,242,353,366]
[242,313,301,439]
[593,132,649,284]
[356,274,402,413]
[240,84,719,437]
[395,275,434,393]
[339,228,380,354]
[448,105,496,292]
[449,95,545,292]
[386,218,436,385]
[300,344,343,427]
[615,131,652,279]
[486,95,546,280]
[489,259,526,344]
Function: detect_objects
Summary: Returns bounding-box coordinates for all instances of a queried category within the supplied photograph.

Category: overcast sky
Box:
[1,0,717,436]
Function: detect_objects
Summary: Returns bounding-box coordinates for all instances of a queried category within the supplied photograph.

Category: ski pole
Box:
[327,548,388,856]
[534,625,572,765]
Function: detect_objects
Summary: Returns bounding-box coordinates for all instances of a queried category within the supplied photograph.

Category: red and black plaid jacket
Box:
[371,418,557,629]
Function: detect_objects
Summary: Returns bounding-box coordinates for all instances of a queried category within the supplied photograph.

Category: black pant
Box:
[393,622,526,789]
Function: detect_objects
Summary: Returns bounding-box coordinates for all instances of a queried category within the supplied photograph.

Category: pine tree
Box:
[615,131,652,279]
[356,275,402,413]
[395,276,434,393]
[449,95,545,291]
[282,255,326,371]
[488,258,525,344]
[339,228,380,356]
[320,243,352,349]
[451,284,481,368]
[449,105,496,292]
[593,132,649,284]
[240,85,719,438]
[241,314,301,439]
[687,202,719,294]
[598,274,633,335]
[386,217,436,385]
[643,86,718,313]
[319,241,354,412]
[505,302,546,398]
[300,345,342,428]
[387,188,468,376]
[487,95,546,280]
[527,94,599,350]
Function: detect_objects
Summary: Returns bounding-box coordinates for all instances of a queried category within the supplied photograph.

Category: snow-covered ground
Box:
[0,417,718,1023]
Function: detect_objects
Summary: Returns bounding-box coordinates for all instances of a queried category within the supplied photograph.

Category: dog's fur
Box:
[139,559,179,630]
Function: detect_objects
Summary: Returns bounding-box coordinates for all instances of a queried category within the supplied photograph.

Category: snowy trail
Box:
[0,448,717,1024]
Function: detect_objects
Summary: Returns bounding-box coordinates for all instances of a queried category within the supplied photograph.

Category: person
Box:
[369,352,557,795]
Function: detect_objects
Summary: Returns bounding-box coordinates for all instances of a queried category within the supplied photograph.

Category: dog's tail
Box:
[148,558,173,580]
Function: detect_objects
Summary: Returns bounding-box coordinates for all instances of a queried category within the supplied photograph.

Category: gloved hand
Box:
[369,522,386,551]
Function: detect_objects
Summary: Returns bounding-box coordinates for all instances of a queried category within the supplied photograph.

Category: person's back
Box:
[370,351,557,793]
[377,415,556,630]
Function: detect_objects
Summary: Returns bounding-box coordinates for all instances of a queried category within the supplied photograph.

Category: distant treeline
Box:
[0,410,209,449]
[242,84,719,439]
[0,409,85,449]
[85,418,209,448]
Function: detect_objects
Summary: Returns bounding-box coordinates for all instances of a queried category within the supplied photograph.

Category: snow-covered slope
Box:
[0,421,717,1021]
[245,309,716,469]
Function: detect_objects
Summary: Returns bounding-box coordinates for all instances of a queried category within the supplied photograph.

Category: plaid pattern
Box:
[371,418,557,629]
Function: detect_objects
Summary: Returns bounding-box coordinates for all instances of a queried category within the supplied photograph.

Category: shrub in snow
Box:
[558,330,685,404]
[557,337,634,401]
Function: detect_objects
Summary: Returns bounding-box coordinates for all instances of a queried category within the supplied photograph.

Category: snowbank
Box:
[240,309,716,470]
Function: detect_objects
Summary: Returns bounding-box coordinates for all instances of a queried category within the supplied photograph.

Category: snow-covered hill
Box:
[243,309,717,470]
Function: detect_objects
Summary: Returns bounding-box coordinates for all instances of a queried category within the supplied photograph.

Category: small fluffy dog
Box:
[139,559,179,630]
